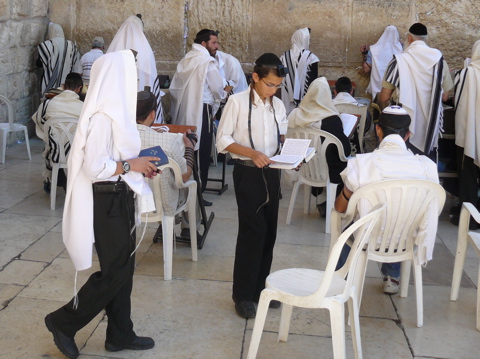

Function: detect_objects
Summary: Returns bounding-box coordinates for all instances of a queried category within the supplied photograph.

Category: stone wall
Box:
[2,0,478,136]
[0,0,48,139]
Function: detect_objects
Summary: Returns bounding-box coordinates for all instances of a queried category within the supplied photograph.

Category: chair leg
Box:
[450,235,469,301]
[0,130,7,164]
[400,260,411,298]
[325,182,338,234]
[286,180,301,225]
[277,303,293,342]
[50,166,59,210]
[23,128,31,160]
[412,262,423,328]
[162,216,175,280]
[187,198,198,262]
[329,301,347,359]
[477,262,480,331]
[303,184,312,215]
[348,296,363,359]
[246,292,271,359]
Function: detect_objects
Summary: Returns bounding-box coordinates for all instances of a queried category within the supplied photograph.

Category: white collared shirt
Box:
[217,88,288,159]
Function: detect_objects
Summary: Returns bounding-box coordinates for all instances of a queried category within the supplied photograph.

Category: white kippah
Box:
[383,105,408,115]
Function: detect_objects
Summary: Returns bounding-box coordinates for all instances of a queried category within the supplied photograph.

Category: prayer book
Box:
[269,139,315,170]
[139,146,169,167]
[339,113,360,138]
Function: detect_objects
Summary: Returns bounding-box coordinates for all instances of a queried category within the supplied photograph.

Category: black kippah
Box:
[378,106,411,130]
[409,23,427,36]
[136,89,156,119]
[255,53,282,67]
[194,29,219,43]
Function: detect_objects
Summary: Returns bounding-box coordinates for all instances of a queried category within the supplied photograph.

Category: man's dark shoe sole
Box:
[45,314,79,359]
[105,336,155,352]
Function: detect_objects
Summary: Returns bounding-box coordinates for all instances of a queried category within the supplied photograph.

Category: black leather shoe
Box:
[45,314,79,359]
[105,335,155,352]
[269,300,281,309]
[234,300,256,318]
[203,199,213,207]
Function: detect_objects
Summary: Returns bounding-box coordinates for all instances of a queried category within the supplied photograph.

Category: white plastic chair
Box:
[0,95,31,164]
[285,127,348,233]
[141,158,197,280]
[450,202,480,331]
[330,180,446,328]
[334,102,368,154]
[43,118,77,210]
[247,204,385,359]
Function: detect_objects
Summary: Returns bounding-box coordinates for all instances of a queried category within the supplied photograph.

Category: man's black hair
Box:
[64,72,83,91]
[254,53,289,78]
[378,107,411,138]
[194,29,219,44]
[335,77,352,94]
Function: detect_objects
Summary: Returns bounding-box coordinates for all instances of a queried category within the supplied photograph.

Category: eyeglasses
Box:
[261,78,283,89]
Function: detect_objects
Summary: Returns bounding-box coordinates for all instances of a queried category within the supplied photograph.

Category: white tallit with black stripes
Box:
[384,40,444,154]
[107,16,164,123]
[280,28,319,114]
[454,40,480,166]
[38,23,81,94]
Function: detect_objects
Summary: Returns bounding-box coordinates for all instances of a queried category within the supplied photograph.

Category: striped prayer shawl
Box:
[384,55,444,154]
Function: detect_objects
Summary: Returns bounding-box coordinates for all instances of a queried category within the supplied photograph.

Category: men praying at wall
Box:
[108,14,164,123]
[280,27,319,114]
[361,25,403,101]
[32,72,84,192]
[450,40,480,228]
[37,22,82,94]
[80,36,104,85]
[170,29,228,200]
[379,23,453,158]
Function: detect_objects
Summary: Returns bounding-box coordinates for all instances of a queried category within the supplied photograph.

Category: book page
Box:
[339,113,359,138]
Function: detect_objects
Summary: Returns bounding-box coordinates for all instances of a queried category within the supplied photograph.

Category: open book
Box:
[339,113,359,138]
[269,138,315,170]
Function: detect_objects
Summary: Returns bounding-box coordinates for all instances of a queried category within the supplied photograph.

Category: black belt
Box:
[236,159,257,167]
[93,180,130,193]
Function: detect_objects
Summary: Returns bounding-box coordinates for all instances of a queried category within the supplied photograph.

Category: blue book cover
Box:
[139,146,169,167]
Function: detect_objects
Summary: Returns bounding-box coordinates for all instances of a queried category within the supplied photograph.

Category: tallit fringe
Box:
[73,271,79,309]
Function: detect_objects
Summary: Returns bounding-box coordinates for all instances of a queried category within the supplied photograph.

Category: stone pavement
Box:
[0,138,478,359]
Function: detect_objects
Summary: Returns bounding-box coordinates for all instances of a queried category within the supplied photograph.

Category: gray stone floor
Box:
[0,138,479,359]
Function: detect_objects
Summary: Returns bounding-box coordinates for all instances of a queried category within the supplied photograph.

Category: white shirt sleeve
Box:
[216,96,240,153]
[276,99,288,135]
[83,114,117,180]
[206,62,227,101]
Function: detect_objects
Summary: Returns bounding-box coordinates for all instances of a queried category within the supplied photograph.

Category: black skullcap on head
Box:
[409,23,428,36]
[255,53,282,66]
[378,105,411,130]
[136,87,157,120]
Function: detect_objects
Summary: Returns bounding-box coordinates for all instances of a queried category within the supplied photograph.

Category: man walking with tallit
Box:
[379,23,453,158]
[170,29,228,199]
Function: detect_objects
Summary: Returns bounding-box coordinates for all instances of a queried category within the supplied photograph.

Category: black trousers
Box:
[321,116,351,184]
[199,104,214,192]
[232,163,281,302]
[49,184,137,344]
[456,146,480,209]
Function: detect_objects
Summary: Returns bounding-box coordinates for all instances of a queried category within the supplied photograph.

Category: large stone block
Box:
[11,1,30,20]
[0,21,9,48]
[48,0,76,39]
[31,0,48,18]
[8,21,23,48]
[0,0,9,22]
[14,46,36,73]
[415,0,480,70]
[186,0,252,62]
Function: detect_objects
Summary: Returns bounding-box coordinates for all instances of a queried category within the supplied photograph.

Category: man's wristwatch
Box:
[121,161,130,175]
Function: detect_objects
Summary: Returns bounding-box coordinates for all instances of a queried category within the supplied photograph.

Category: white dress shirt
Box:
[217,88,288,159]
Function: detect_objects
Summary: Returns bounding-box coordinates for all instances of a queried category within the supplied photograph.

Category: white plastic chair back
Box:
[334,102,368,153]
[247,204,385,359]
[0,95,31,163]
[330,179,446,327]
[450,202,480,331]
[43,118,77,210]
[286,127,348,233]
[141,158,198,280]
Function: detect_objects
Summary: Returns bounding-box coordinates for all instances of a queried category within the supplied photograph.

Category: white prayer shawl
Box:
[386,41,444,153]
[287,77,339,129]
[170,44,215,150]
[62,50,154,271]
[216,51,248,94]
[333,92,359,106]
[38,23,81,93]
[280,28,319,114]
[366,25,402,99]
[463,40,480,69]
[454,41,480,166]
[107,16,164,123]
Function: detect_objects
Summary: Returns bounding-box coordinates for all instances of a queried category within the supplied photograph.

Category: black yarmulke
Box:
[409,23,428,36]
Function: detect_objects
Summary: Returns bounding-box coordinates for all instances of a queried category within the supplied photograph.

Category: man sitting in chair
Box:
[32,72,83,192]
[136,89,195,216]
[334,106,439,294]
